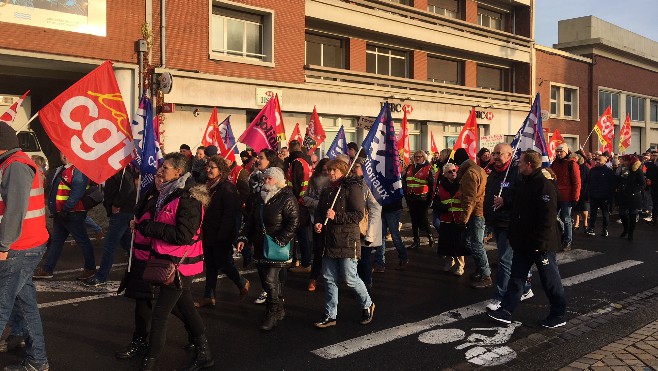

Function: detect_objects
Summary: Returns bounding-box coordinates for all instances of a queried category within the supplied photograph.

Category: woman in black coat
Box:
[237,167,299,331]
[618,154,646,240]
[195,156,249,308]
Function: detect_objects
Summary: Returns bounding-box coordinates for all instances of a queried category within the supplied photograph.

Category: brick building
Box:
[545,16,658,153]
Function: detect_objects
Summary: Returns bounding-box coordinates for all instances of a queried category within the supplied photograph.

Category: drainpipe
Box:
[161,0,166,68]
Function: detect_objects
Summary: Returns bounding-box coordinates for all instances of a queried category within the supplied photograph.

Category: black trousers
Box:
[408,199,432,241]
[257,265,283,306]
[589,197,610,230]
[147,276,205,358]
[203,241,245,298]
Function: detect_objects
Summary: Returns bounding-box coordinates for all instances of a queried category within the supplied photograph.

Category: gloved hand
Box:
[57,210,71,223]
[571,201,578,208]
[135,220,151,236]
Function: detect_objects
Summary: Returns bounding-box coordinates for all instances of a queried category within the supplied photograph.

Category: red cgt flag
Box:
[450,108,479,160]
[430,131,438,154]
[1,90,30,125]
[594,106,615,153]
[201,107,220,147]
[397,110,410,172]
[548,129,565,161]
[303,106,326,155]
[618,113,632,154]
[39,61,135,184]
[288,123,303,147]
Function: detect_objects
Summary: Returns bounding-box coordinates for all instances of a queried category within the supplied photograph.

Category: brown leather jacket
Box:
[457,159,487,223]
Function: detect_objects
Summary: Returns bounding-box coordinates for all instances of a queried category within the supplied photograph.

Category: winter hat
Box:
[477,147,490,158]
[0,121,20,151]
[263,167,286,188]
[453,148,470,166]
[204,145,218,156]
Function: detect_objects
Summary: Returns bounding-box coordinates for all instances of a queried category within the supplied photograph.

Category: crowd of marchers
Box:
[1,117,657,370]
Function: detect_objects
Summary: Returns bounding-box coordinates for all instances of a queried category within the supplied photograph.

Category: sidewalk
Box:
[561,319,658,370]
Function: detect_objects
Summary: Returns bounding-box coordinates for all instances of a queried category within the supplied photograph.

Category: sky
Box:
[534,0,658,47]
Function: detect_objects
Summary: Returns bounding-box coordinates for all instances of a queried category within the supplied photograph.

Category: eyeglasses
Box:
[446,169,457,173]
[205,165,219,170]
[555,150,564,153]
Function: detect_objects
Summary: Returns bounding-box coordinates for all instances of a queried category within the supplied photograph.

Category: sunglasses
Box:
[446,169,457,173]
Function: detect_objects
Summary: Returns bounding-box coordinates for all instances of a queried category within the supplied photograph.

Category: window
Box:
[210,4,273,65]
[428,0,459,19]
[366,45,408,78]
[318,116,357,158]
[599,91,620,119]
[651,101,658,123]
[388,0,412,5]
[407,122,421,151]
[306,34,344,68]
[477,65,504,91]
[478,7,503,30]
[626,95,645,122]
[550,84,578,119]
[427,56,462,85]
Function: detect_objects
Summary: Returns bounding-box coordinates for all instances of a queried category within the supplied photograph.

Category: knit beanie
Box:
[453,148,470,166]
[263,167,286,188]
[0,121,20,151]
[204,145,218,156]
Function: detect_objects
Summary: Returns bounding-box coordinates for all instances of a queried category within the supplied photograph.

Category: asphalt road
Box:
[2,215,658,371]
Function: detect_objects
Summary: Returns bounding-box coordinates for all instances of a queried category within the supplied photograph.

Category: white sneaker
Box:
[521,289,534,301]
[254,290,267,304]
[451,265,464,276]
[486,299,502,311]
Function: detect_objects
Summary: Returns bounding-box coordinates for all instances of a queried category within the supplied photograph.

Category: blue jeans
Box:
[96,212,133,281]
[0,245,48,365]
[432,209,441,235]
[381,210,407,262]
[85,215,102,234]
[558,202,572,245]
[493,227,531,301]
[44,212,96,272]
[501,250,566,318]
[465,216,490,277]
[321,257,373,319]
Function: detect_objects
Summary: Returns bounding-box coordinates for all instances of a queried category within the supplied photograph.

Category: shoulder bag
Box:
[261,205,291,262]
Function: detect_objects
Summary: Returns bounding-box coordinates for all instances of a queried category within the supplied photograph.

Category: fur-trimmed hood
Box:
[188,184,210,207]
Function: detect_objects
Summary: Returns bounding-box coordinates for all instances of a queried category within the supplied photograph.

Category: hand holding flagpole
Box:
[323,147,362,226]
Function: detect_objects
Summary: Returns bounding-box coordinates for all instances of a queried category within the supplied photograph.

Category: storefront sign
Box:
[256,88,283,106]
[381,102,413,114]
[475,111,494,120]
[0,0,107,36]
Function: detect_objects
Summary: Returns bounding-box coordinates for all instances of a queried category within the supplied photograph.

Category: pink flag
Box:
[1,90,30,125]
[238,97,279,152]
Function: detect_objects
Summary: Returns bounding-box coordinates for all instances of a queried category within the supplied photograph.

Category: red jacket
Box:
[550,154,581,202]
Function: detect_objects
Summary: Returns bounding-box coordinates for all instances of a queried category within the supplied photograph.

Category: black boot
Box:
[180,335,214,371]
[139,357,157,371]
[620,215,628,238]
[184,332,195,352]
[115,333,148,359]
[260,303,278,331]
[628,216,636,240]
[427,235,435,249]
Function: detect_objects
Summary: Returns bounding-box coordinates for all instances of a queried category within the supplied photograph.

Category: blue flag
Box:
[139,97,162,194]
[218,115,239,154]
[130,95,148,168]
[361,102,403,206]
[326,125,348,159]
[510,93,550,167]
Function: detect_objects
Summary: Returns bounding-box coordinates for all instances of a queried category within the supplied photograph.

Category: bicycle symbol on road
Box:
[418,321,521,366]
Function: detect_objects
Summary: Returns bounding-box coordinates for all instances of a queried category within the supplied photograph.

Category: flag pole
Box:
[495,130,523,202]
[14,112,39,133]
[223,142,238,159]
[127,174,142,273]
[323,147,363,226]
[580,126,597,151]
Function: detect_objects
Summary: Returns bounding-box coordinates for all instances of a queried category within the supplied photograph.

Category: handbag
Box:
[261,205,291,262]
[142,248,193,286]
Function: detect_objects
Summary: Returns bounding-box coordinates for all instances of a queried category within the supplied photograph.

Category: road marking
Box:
[39,293,116,308]
[311,259,643,360]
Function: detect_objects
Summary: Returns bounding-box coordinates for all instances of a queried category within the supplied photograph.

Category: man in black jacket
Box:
[488,150,567,328]
[586,155,617,237]
[84,166,137,286]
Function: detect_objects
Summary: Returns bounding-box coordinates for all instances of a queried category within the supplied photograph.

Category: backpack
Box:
[59,168,104,210]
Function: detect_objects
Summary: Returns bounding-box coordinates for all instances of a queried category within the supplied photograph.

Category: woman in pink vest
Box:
[134,153,211,371]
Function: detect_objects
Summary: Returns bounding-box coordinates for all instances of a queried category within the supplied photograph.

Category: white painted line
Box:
[531,249,602,271]
[52,263,128,276]
[38,293,116,308]
[561,260,642,286]
[311,259,643,359]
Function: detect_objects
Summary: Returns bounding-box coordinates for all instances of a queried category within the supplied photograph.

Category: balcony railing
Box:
[305,64,531,105]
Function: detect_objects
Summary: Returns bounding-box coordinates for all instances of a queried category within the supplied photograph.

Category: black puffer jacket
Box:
[315,176,365,259]
[202,178,238,247]
[509,168,560,253]
[483,163,519,228]
[238,187,299,267]
[618,160,645,211]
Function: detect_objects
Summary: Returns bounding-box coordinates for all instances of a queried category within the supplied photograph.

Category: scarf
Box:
[156,172,191,215]
[261,183,282,204]
[493,158,512,173]
[330,177,344,190]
